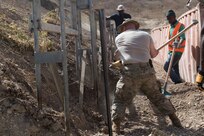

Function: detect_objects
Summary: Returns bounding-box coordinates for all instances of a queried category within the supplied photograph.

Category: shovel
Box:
[161,41,178,98]
[158,20,199,98]
[156,20,198,51]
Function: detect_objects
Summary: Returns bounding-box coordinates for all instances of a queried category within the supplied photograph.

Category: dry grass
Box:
[0,15,33,52]
[0,5,60,53]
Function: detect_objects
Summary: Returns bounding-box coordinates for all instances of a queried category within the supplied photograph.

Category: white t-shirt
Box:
[115,29,157,64]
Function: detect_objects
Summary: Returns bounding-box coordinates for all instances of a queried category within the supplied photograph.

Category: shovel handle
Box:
[157,20,198,51]
[164,47,176,83]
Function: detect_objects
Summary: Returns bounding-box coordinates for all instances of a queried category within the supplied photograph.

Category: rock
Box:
[2,99,11,107]
[149,128,169,136]
[185,123,190,128]
[0,85,7,92]
[12,104,26,113]
[51,122,62,132]
[41,118,52,127]
[99,121,106,125]
[100,126,108,134]
[0,70,3,75]
[29,125,40,133]
[7,108,13,114]
[71,114,87,129]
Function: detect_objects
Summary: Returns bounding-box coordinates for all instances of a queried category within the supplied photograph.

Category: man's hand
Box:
[113,49,120,61]
[109,60,122,70]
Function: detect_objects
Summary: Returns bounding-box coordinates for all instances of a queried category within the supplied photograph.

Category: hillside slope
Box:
[98,0,198,29]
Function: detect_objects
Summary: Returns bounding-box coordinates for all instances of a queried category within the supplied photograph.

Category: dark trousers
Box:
[164,53,182,83]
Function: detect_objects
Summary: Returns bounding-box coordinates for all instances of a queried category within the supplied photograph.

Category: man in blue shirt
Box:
[106,5,131,31]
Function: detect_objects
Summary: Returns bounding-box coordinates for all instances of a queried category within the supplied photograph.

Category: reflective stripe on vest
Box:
[168,22,186,53]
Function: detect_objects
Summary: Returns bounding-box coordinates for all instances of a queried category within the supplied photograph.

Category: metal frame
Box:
[31,0,70,135]
[31,0,113,135]
[72,0,99,107]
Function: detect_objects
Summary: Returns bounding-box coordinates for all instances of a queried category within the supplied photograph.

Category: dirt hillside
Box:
[98,0,198,29]
[0,0,204,136]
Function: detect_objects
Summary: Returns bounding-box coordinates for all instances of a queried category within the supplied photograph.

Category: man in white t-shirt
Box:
[111,19,182,135]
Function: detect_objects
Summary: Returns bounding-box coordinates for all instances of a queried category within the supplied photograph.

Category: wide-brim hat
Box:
[117,19,140,33]
[116,4,125,11]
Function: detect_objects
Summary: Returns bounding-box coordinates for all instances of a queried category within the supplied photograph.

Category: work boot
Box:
[112,121,120,135]
[169,113,183,128]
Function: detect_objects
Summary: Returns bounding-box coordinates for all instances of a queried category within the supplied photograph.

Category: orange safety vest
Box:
[168,22,186,53]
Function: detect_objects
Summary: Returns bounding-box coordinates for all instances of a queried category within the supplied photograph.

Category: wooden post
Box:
[89,0,99,107]
[79,50,87,108]
[32,0,42,109]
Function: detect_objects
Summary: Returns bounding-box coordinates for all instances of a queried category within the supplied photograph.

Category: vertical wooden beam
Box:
[32,0,42,109]
[71,0,81,78]
[89,0,99,106]
[49,64,64,104]
[79,50,87,108]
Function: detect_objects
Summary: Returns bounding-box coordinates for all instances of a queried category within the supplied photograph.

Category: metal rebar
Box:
[98,9,112,136]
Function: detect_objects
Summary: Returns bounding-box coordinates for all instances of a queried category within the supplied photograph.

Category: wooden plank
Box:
[49,64,64,104]
[79,50,87,108]
[41,22,78,36]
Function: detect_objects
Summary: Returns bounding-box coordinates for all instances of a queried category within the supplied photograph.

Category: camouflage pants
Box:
[111,62,176,122]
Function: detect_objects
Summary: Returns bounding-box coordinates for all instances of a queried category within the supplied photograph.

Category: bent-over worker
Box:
[111,19,183,135]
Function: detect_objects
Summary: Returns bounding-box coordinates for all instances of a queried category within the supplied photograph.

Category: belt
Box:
[124,62,150,67]
[121,62,155,76]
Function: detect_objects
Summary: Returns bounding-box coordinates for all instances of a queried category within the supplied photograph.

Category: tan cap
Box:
[116,4,125,11]
[117,19,140,33]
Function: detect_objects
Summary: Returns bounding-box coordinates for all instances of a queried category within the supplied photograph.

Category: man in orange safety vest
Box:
[163,10,186,84]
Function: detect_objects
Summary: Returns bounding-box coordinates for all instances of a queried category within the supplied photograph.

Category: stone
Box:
[12,104,26,113]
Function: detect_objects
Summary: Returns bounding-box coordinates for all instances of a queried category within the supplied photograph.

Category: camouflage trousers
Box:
[111,62,176,122]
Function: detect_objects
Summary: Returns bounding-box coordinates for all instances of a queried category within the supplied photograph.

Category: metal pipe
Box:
[157,20,198,51]
[32,0,42,109]
[98,9,112,136]
[59,0,70,135]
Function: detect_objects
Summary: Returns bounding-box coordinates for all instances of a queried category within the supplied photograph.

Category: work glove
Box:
[196,71,204,91]
[109,60,122,70]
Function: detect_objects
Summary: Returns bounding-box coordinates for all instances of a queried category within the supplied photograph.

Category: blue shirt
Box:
[108,13,131,28]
